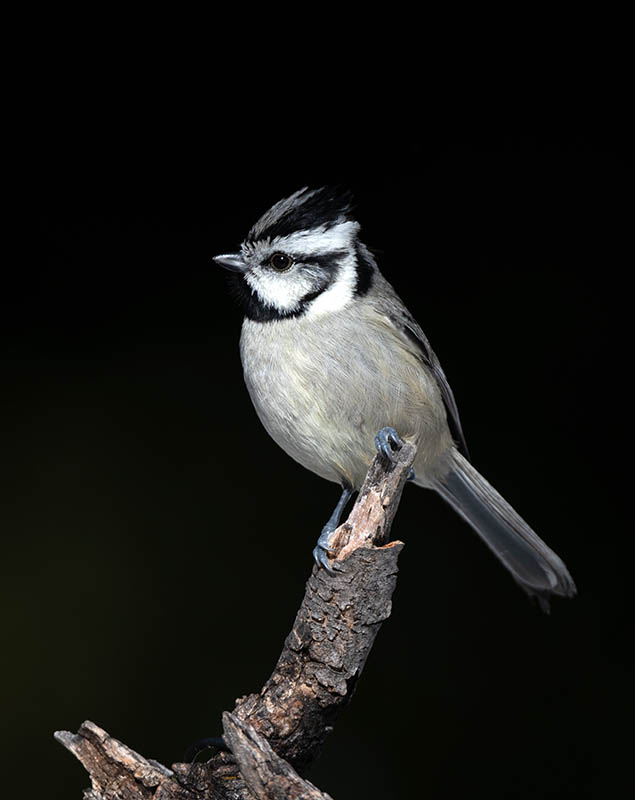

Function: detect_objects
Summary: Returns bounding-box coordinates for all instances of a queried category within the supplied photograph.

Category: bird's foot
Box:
[374,426,404,463]
[312,485,354,574]
[312,523,341,575]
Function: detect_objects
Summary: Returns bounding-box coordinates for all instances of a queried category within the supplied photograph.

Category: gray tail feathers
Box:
[429,450,576,612]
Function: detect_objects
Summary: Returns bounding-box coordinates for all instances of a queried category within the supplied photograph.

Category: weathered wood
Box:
[54,721,190,800]
[55,441,417,799]
[225,442,415,773]
[221,712,334,800]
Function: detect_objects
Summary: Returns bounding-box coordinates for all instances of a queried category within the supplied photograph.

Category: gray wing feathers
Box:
[379,286,470,459]
[401,317,470,459]
[431,450,576,611]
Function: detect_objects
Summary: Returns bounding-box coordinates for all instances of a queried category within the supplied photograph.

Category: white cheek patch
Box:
[304,254,357,318]
[241,220,363,317]
[244,269,312,314]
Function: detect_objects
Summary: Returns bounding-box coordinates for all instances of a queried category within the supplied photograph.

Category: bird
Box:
[213,186,576,611]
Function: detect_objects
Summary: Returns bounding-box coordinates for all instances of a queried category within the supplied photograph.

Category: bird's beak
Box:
[213,253,248,273]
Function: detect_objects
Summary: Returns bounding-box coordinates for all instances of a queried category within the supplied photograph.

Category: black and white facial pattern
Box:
[227,187,375,322]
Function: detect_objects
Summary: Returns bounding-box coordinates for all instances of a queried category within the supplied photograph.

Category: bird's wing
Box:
[378,288,470,460]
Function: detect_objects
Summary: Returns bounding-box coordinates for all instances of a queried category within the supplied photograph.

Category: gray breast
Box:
[239,305,452,488]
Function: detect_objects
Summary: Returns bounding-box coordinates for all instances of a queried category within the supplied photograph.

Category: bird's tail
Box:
[423,450,576,611]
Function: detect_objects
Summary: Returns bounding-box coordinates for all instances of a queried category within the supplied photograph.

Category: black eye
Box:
[268,252,293,271]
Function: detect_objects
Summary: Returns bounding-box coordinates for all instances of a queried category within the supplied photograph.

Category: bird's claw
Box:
[312,525,342,575]
[374,426,403,463]
[312,544,338,574]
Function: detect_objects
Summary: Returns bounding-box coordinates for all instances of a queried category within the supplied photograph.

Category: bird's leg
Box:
[374,426,404,463]
[312,428,407,572]
[313,485,354,572]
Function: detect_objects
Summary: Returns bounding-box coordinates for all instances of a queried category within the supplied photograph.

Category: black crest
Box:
[247,186,356,243]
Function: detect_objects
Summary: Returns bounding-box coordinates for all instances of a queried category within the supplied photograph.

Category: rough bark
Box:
[55,440,417,799]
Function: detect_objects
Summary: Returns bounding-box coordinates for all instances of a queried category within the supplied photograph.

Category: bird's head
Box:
[214,187,375,322]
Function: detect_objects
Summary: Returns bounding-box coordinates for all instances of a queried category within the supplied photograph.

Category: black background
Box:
[2,65,631,799]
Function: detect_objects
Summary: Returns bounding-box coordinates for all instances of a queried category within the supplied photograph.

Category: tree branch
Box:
[221,712,333,800]
[55,440,417,799]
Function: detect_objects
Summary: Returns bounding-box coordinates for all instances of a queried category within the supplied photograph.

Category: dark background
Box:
[2,75,631,798]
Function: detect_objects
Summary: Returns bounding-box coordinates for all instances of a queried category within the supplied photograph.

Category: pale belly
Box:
[239,314,453,489]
